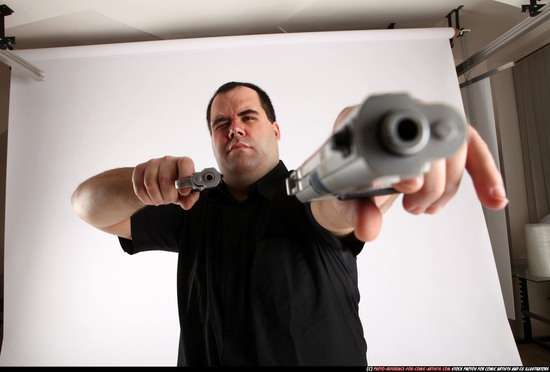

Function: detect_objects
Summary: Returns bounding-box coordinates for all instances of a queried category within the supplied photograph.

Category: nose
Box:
[228,123,245,139]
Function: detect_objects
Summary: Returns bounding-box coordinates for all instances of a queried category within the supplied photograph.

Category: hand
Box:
[329,125,508,242]
[132,156,200,210]
[392,124,508,215]
[325,106,509,243]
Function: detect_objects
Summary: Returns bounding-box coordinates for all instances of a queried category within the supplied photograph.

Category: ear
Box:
[272,122,281,141]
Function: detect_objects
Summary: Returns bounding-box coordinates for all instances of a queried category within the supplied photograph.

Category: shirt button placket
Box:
[223,205,241,350]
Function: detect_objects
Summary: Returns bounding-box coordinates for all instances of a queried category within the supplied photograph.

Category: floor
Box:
[517,342,550,366]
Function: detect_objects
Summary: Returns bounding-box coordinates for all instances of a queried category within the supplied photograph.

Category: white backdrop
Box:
[1,28,521,366]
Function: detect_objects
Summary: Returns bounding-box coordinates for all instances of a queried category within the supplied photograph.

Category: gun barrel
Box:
[286,93,466,203]
[175,167,222,191]
[380,107,430,156]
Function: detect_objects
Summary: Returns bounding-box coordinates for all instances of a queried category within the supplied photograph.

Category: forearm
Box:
[71,167,144,234]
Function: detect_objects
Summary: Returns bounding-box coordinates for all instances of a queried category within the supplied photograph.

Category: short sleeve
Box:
[118,204,184,255]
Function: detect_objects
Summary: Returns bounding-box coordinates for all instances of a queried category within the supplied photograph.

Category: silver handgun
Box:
[285,93,467,203]
[175,167,222,191]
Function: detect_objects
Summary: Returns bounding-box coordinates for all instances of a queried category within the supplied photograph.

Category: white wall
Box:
[461,78,515,320]
[0,28,521,366]
[0,61,10,353]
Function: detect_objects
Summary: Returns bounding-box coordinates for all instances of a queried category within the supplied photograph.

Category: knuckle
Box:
[134,186,150,204]
[158,172,174,187]
[444,182,460,198]
[143,176,158,190]
[178,156,194,169]
[145,157,160,167]
[420,184,446,200]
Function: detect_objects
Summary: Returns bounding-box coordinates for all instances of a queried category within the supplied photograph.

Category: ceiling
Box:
[1,0,546,52]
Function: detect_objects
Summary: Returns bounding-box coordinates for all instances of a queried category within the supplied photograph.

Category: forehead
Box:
[211,86,262,114]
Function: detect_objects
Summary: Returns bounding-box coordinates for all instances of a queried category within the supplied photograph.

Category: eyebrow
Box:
[211,109,260,127]
[238,109,260,117]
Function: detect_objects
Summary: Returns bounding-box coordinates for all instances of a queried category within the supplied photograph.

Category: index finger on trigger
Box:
[176,157,195,195]
[392,175,424,194]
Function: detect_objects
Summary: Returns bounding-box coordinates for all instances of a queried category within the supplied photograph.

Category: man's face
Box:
[209,86,281,183]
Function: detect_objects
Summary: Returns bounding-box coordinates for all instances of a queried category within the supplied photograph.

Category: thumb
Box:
[176,157,200,210]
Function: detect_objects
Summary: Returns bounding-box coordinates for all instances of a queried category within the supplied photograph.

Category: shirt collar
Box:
[255,160,289,200]
[209,160,289,202]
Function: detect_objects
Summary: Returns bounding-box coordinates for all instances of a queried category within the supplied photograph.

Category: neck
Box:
[222,160,279,202]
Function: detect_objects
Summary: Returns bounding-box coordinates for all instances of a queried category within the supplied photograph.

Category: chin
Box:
[224,159,262,175]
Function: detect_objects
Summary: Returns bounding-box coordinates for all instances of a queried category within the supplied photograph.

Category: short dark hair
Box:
[206,81,277,134]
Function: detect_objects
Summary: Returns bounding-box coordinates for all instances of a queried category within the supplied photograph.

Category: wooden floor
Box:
[517,342,550,366]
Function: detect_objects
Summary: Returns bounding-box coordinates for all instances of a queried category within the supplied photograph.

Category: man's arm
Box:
[311,106,508,242]
[71,167,141,239]
[71,156,199,239]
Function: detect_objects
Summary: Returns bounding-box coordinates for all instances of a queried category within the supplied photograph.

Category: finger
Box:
[333,106,357,131]
[333,198,383,242]
[142,159,164,205]
[179,191,200,210]
[326,197,382,242]
[465,127,508,210]
[423,141,468,214]
[353,198,384,242]
[176,157,200,210]
[175,157,195,197]
[158,156,180,204]
[400,158,446,214]
[133,162,154,205]
[392,175,424,194]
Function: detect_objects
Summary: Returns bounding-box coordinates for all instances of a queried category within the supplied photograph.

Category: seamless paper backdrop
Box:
[1,28,520,366]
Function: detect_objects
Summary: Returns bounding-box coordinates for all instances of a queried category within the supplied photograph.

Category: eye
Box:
[213,122,228,131]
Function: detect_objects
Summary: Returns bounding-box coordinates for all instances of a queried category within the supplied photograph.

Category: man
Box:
[71,81,508,366]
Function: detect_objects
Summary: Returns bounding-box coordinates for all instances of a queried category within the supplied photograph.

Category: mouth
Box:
[228,142,250,153]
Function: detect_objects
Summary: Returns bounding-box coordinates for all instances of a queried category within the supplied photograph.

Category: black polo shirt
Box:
[119,161,367,366]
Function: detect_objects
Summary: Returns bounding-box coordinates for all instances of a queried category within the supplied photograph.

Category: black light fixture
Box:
[0,4,15,50]
[0,4,44,81]
[522,0,546,16]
